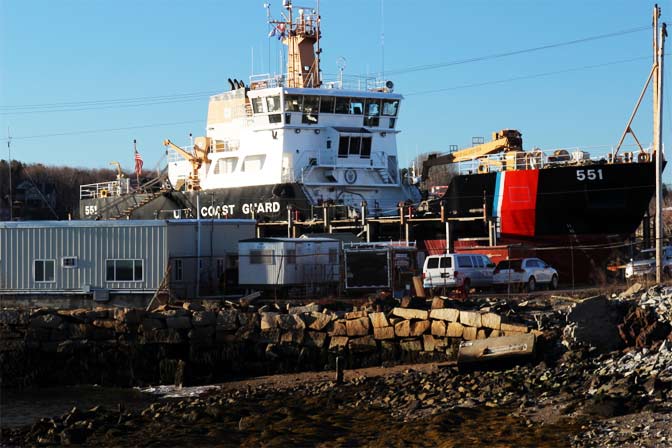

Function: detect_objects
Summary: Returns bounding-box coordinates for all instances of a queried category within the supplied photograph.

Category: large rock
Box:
[463,326,478,340]
[500,322,528,333]
[429,308,460,322]
[304,331,327,348]
[423,335,437,352]
[459,311,482,328]
[188,326,214,344]
[329,320,347,336]
[143,328,182,344]
[30,314,62,329]
[305,312,332,331]
[373,326,395,340]
[345,310,367,320]
[564,295,623,353]
[260,312,279,331]
[368,312,389,329]
[280,330,305,345]
[410,320,430,337]
[115,308,144,325]
[0,310,21,325]
[349,335,377,352]
[141,318,164,332]
[192,311,216,327]
[166,316,192,329]
[91,319,116,329]
[431,297,445,309]
[329,336,349,350]
[481,313,501,330]
[217,310,239,331]
[277,314,306,331]
[400,339,423,352]
[394,320,411,337]
[288,303,322,315]
[392,308,428,320]
[446,322,464,338]
[431,320,446,337]
[346,317,370,337]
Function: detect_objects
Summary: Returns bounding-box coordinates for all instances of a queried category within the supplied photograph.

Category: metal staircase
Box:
[95,171,169,220]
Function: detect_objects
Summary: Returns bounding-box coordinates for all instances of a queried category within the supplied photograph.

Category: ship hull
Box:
[431,161,656,243]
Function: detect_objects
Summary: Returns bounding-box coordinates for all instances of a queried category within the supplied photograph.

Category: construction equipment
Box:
[109,161,124,180]
[163,139,207,191]
[422,129,523,179]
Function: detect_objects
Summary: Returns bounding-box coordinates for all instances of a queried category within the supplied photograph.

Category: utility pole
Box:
[7,128,12,221]
[655,20,666,282]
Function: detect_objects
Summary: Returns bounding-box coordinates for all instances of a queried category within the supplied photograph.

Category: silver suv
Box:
[625,246,672,279]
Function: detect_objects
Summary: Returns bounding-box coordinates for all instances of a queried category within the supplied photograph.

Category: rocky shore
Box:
[3,284,672,446]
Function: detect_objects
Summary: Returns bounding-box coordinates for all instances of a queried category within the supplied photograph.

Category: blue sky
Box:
[1,0,670,181]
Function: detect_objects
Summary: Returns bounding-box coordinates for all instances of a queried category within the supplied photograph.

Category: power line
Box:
[0,120,202,142]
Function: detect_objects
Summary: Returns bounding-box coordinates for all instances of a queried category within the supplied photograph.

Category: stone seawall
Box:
[0,299,533,388]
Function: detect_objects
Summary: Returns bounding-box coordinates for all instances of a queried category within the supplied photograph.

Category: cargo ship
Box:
[79,0,421,225]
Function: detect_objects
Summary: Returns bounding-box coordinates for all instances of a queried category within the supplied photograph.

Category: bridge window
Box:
[338,137,349,157]
[350,99,364,115]
[268,114,282,124]
[365,99,381,116]
[285,95,302,112]
[335,97,350,114]
[349,137,362,155]
[364,116,379,127]
[214,157,237,174]
[320,96,335,113]
[382,99,399,116]
[251,97,264,114]
[302,96,320,124]
[266,95,281,113]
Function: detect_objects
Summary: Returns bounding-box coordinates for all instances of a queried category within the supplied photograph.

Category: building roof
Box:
[240,237,339,243]
[0,219,256,229]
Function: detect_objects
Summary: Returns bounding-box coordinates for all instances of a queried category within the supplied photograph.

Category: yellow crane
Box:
[109,161,124,179]
[421,129,523,179]
[163,139,209,191]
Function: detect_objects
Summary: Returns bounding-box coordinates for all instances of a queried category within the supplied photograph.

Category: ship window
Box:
[338,136,349,157]
[303,95,320,113]
[360,137,372,158]
[214,157,237,174]
[34,259,55,283]
[335,97,350,114]
[242,155,266,172]
[266,95,281,113]
[365,99,381,116]
[364,116,379,127]
[320,96,335,113]
[268,114,282,124]
[285,113,292,124]
[350,99,364,115]
[285,95,302,112]
[382,99,399,116]
[349,137,362,155]
[389,117,396,129]
[251,97,264,114]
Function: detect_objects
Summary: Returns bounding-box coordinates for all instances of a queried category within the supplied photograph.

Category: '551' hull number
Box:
[576,168,603,181]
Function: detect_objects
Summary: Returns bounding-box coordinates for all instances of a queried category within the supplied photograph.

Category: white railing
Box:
[79,178,130,199]
[249,73,395,93]
[456,145,654,175]
[167,140,241,164]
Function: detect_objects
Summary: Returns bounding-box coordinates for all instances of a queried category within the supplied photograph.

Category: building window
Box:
[173,259,183,281]
[250,249,275,265]
[61,257,78,268]
[106,259,143,282]
[34,259,55,282]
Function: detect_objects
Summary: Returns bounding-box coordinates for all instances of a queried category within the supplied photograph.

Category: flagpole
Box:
[134,139,140,188]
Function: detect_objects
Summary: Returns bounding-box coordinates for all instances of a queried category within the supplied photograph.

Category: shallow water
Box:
[1,385,158,428]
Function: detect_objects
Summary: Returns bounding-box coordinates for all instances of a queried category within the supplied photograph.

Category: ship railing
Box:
[79,178,130,199]
[167,141,240,164]
[455,144,650,175]
[289,150,391,183]
[249,73,394,93]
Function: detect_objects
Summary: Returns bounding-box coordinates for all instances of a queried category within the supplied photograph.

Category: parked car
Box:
[492,258,558,292]
[422,253,496,292]
[624,246,672,279]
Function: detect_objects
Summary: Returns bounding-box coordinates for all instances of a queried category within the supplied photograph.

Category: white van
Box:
[422,253,496,291]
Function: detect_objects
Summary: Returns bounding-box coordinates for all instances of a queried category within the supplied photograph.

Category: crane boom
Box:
[163,139,203,191]
[422,129,522,180]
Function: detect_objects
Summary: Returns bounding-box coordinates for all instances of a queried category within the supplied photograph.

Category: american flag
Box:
[134,149,143,176]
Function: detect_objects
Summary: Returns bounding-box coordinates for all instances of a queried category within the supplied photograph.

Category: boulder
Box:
[0,310,21,325]
[280,330,305,345]
[429,308,460,322]
[30,314,62,329]
[431,297,445,309]
[346,317,370,337]
[187,326,214,344]
[288,303,322,315]
[345,310,368,319]
[91,319,116,329]
[217,310,238,331]
[182,302,205,312]
[141,318,164,332]
[115,308,144,325]
[400,339,423,352]
[166,316,192,329]
[368,312,389,329]
[304,331,327,348]
[481,313,501,330]
[306,312,331,331]
[431,320,446,337]
[459,311,482,328]
[489,329,502,338]
[410,320,430,337]
[348,335,377,352]
[329,336,349,350]
[392,308,428,320]
[329,320,347,336]
[446,322,464,338]
[500,322,529,333]
[373,326,395,340]
[477,329,488,339]
[394,320,411,337]
[192,311,216,327]
[260,312,279,331]
[564,295,622,353]
[463,326,478,341]
[276,314,306,331]
[423,334,437,351]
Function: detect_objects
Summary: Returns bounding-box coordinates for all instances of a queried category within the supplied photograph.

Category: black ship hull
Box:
[430,161,657,243]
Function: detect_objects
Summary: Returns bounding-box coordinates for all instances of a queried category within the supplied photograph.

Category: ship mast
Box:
[270,0,321,88]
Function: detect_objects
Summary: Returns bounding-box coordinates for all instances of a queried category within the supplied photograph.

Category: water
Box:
[1,385,159,428]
